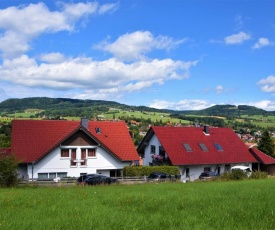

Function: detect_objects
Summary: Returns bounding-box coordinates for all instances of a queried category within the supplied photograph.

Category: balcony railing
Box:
[70,159,87,167]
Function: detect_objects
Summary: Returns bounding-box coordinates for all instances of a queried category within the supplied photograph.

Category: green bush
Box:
[123,166,180,177]
[220,170,248,181]
[230,169,248,180]
[0,154,19,187]
[220,170,268,181]
[251,171,268,179]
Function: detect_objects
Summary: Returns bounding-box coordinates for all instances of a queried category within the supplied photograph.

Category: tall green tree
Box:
[258,130,275,157]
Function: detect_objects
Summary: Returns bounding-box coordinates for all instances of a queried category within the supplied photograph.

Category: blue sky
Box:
[0,0,275,111]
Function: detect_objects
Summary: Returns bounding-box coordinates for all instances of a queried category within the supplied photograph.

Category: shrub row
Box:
[251,171,268,179]
[219,170,268,181]
[123,166,180,177]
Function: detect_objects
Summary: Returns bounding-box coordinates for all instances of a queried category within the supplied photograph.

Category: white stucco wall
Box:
[143,134,162,166]
[23,145,131,179]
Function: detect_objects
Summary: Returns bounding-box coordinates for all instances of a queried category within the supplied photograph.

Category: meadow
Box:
[1,179,275,230]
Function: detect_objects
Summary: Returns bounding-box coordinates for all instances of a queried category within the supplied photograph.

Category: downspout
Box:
[32,162,34,181]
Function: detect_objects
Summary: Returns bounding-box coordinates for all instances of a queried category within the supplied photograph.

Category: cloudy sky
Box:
[0,0,275,111]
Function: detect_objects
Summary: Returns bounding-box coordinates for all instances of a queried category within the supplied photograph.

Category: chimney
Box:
[204,125,209,135]
[81,118,89,130]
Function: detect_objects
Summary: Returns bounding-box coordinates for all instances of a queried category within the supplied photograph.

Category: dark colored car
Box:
[77,174,118,185]
[199,171,219,180]
[77,174,99,184]
[83,176,102,185]
[147,172,172,182]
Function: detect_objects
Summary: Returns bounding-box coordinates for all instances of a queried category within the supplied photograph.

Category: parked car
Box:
[98,175,118,185]
[230,166,252,177]
[78,174,118,185]
[199,171,219,180]
[147,172,172,182]
[76,174,99,184]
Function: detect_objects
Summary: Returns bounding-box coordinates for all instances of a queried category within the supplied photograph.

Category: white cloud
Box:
[257,75,275,92]
[0,87,8,102]
[94,31,187,61]
[0,2,116,58]
[98,2,119,14]
[215,85,224,94]
[60,2,99,19]
[149,99,214,110]
[39,53,66,63]
[224,31,250,45]
[0,54,197,93]
[247,100,275,111]
[252,38,272,49]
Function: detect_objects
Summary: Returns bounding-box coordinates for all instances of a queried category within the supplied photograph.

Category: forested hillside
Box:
[0,97,272,117]
[0,97,170,118]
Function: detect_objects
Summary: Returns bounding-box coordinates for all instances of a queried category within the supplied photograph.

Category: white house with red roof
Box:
[137,126,275,181]
[11,118,139,180]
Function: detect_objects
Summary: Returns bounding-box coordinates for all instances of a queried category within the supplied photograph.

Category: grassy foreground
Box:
[1,179,275,230]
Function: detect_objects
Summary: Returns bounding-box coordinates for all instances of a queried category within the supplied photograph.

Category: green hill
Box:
[0,97,272,118]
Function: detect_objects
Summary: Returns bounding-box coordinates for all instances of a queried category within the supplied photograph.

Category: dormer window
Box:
[183,143,192,152]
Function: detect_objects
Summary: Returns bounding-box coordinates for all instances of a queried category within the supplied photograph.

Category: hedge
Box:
[122,166,180,177]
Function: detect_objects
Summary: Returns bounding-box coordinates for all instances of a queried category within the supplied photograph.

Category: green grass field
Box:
[1,179,275,229]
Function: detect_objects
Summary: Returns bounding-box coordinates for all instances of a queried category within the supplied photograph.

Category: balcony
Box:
[70,159,87,167]
[150,155,172,166]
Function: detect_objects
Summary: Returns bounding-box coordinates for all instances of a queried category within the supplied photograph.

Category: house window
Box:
[87,148,96,157]
[49,173,56,179]
[71,149,77,166]
[38,173,48,180]
[61,149,69,158]
[151,145,156,154]
[199,143,208,152]
[38,172,67,180]
[159,146,165,157]
[57,172,67,178]
[80,149,87,166]
[214,143,223,151]
[186,168,190,177]
[204,167,211,172]
[183,143,192,152]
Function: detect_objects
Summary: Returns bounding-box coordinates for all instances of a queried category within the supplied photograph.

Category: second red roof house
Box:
[137,126,260,181]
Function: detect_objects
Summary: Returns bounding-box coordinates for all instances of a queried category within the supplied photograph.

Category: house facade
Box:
[11,119,139,180]
[137,126,265,181]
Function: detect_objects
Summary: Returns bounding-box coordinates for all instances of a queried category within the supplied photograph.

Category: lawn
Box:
[1,179,275,229]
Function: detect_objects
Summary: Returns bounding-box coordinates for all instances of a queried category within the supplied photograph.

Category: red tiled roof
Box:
[149,126,257,165]
[249,148,275,165]
[11,120,139,163]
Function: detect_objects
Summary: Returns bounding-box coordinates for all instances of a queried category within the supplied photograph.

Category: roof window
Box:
[199,143,208,152]
[214,143,223,151]
[183,143,192,152]
[95,127,101,134]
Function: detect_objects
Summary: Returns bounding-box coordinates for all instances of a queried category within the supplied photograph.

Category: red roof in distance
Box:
[249,148,275,165]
